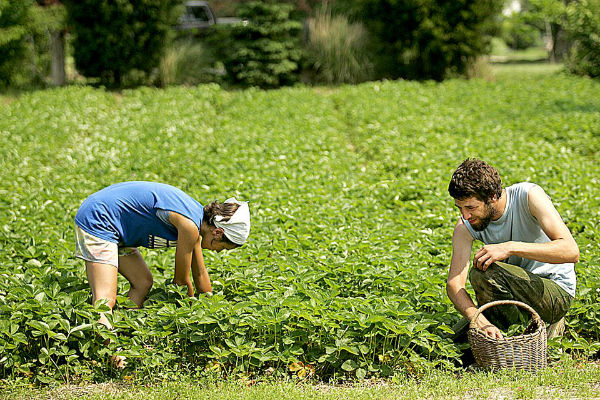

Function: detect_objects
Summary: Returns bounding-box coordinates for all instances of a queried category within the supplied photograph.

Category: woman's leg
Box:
[117,248,153,308]
[85,261,118,329]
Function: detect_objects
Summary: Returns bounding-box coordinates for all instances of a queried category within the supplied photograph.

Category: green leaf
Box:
[27,321,49,333]
[341,359,357,371]
[356,367,367,379]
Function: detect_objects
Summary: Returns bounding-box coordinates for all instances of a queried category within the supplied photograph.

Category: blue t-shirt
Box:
[75,181,204,248]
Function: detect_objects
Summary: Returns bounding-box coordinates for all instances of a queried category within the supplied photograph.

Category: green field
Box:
[0,66,599,389]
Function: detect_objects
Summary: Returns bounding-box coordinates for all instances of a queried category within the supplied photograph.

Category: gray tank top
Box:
[464,182,576,297]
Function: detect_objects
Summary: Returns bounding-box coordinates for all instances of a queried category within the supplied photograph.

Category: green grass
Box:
[3,360,600,399]
[0,63,599,385]
[490,38,549,62]
[488,38,563,79]
[491,63,565,79]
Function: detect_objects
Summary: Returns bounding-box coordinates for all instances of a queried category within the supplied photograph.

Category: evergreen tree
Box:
[340,0,503,81]
[216,1,303,88]
[0,0,33,87]
[63,0,181,87]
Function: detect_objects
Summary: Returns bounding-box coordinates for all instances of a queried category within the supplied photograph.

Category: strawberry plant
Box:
[0,73,599,383]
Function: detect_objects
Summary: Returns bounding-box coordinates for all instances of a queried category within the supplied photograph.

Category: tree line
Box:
[0,0,598,89]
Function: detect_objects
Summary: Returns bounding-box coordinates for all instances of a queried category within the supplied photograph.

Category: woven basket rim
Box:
[468,323,545,343]
[468,300,547,370]
[469,300,544,332]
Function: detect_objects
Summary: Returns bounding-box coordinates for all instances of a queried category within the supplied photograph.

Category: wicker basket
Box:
[467,300,547,371]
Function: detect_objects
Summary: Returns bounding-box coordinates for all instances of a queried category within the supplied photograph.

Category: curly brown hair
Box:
[203,201,240,246]
[448,158,502,202]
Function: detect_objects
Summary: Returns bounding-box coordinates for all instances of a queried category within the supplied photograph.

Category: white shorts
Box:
[74,225,137,268]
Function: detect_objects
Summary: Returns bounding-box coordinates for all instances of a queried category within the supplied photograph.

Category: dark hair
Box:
[203,201,240,246]
[448,158,502,202]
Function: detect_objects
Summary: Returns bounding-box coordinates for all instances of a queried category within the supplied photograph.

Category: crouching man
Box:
[446,159,578,342]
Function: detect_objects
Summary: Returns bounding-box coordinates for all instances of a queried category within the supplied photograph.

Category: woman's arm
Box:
[169,212,200,297]
[192,240,212,294]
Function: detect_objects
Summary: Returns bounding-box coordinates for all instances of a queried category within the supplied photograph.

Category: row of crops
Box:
[0,74,599,383]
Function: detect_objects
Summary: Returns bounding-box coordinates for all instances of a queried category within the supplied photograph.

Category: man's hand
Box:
[477,320,504,340]
[473,242,512,271]
[473,315,504,339]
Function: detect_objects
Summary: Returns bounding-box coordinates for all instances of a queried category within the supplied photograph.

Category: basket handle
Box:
[469,300,543,330]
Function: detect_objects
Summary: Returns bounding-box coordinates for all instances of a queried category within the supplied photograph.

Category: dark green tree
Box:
[337,0,503,81]
[63,0,181,87]
[565,0,600,78]
[216,1,303,88]
[0,0,33,87]
[522,0,571,62]
[501,12,542,50]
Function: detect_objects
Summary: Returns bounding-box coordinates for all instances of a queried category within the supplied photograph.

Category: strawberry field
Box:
[0,73,599,384]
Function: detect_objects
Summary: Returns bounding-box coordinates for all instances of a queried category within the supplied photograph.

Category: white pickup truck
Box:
[176,1,242,30]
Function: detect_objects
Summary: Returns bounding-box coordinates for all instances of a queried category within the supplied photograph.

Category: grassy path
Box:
[3,360,600,400]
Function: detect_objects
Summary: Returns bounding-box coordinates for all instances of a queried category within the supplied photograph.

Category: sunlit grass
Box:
[492,62,565,79]
[3,359,600,400]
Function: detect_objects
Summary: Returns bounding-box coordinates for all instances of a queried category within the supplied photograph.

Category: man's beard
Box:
[470,202,495,231]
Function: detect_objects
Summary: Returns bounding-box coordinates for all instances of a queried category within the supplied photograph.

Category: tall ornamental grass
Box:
[304,9,372,85]
[158,40,222,86]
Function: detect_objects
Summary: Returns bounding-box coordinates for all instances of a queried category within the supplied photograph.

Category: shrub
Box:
[345,0,503,81]
[466,56,494,81]
[25,3,67,87]
[0,0,33,88]
[63,0,181,87]
[304,8,372,85]
[501,13,543,50]
[158,39,223,86]
[565,0,600,78]
[216,1,303,88]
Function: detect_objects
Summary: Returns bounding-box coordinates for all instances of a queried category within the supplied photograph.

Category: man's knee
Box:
[469,265,488,289]
[469,264,505,305]
[469,263,505,286]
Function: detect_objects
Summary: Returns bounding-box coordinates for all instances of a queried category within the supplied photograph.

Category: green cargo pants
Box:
[452,261,573,342]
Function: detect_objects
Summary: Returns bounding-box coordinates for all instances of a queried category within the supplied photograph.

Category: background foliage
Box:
[0,71,599,384]
[158,39,223,87]
[0,1,66,89]
[63,0,181,87]
[0,0,33,87]
[501,12,542,50]
[303,6,372,85]
[3,0,600,89]
[564,0,600,78]
[214,1,303,88]
[336,0,503,81]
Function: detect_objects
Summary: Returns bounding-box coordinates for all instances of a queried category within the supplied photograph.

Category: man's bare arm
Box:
[521,185,579,262]
[473,186,579,270]
[447,219,503,339]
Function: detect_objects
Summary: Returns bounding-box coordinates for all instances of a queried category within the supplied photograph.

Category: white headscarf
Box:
[213,198,250,245]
